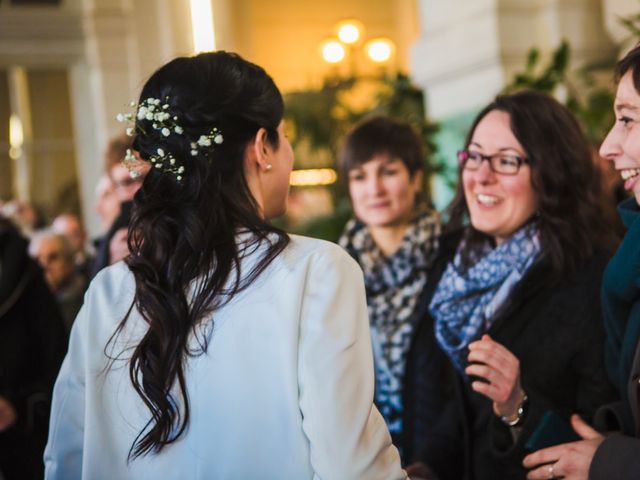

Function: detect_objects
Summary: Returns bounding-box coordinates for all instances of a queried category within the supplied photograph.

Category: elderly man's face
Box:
[34,237,74,292]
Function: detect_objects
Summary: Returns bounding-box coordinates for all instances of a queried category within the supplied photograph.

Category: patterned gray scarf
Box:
[339,205,441,437]
[430,222,541,373]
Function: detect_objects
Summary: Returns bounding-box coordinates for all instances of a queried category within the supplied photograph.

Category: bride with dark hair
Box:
[44,51,405,480]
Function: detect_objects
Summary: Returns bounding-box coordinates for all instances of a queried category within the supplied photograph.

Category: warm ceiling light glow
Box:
[290,168,337,187]
[320,40,346,64]
[9,114,23,160]
[365,38,395,63]
[190,0,216,53]
[336,20,363,45]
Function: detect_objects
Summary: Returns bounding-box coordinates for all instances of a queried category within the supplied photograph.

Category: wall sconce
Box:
[319,19,395,69]
[365,38,395,63]
[319,39,346,64]
[335,19,364,45]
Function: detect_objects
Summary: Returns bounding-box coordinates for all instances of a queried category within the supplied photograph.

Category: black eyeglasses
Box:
[457,149,529,176]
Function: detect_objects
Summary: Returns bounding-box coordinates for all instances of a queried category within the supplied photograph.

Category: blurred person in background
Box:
[1,200,45,238]
[92,134,147,276]
[52,213,93,280]
[338,116,447,464]
[94,173,120,234]
[28,230,87,332]
[0,217,67,480]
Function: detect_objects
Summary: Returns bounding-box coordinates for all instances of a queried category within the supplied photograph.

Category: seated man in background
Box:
[29,230,87,332]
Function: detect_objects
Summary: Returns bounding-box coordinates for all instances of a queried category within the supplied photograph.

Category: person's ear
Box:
[249,128,273,172]
[411,170,424,191]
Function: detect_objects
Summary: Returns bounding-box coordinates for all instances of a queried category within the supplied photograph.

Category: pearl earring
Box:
[265,164,273,171]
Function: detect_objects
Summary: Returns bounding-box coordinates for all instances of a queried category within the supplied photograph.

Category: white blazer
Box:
[44,234,406,479]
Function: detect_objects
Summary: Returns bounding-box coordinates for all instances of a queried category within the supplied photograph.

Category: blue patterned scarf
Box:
[429,223,541,372]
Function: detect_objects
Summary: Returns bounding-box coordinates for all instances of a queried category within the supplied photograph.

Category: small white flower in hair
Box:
[191,150,198,156]
[116,113,125,122]
[197,135,211,147]
[126,127,134,136]
[213,134,223,144]
[161,128,170,137]
[157,148,165,156]
[145,112,154,121]
[174,126,183,134]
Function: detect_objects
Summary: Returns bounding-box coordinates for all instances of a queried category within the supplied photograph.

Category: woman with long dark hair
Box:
[44,52,405,479]
[408,91,618,480]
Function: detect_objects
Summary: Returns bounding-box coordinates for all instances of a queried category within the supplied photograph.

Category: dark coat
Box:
[0,220,67,480]
[590,341,640,479]
[417,231,616,480]
[590,198,640,480]
[401,231,459,464]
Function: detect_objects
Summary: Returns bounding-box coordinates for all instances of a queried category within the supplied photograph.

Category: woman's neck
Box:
[369,224,409,257]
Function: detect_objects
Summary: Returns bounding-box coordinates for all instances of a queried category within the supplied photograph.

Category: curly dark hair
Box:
[109,51,289,460]
[447,90,617,275]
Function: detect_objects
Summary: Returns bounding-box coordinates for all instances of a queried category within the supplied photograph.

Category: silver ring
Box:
[548,463,555,479]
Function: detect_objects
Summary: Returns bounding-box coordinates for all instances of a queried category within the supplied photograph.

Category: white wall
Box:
[411,0,617,119]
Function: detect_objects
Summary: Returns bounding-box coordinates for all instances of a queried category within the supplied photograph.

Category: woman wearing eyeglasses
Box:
[407,90,618,480]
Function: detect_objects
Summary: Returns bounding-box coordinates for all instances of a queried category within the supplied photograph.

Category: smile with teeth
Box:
[621,168,640,181]
[477,193,500,205]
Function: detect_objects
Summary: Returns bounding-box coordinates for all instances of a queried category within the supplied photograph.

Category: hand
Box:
[465,334,524,419]
[0,396,17,431]
[522,414,604,479]
[405,462,438,480]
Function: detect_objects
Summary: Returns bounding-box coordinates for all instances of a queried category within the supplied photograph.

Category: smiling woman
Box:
[408,91,620,480]
[523,42,640,480]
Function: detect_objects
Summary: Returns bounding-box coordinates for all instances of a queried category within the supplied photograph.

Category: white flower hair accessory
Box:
[190,127,224,156]
[116,97,224,182]
[150,148,185,182]
[117,97,184,138]
[124,149,144,179]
